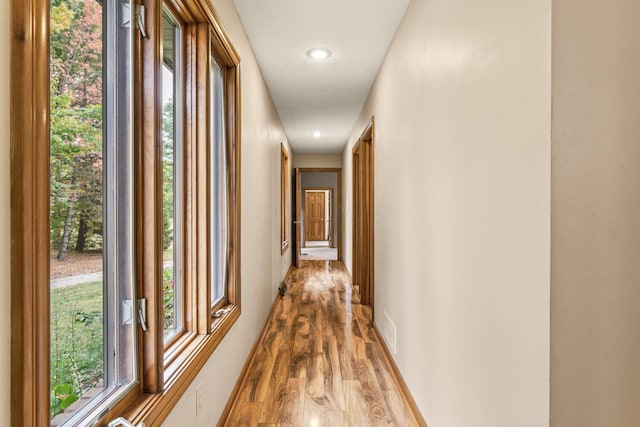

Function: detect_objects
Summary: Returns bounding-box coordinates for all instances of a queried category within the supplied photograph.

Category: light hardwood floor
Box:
[222,261,423,426]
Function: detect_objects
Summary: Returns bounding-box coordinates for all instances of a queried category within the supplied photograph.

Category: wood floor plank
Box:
[324,409,347,427]
[253,331,282,403]
[223,261,424,427]
[325,336,346,411]
[281,378,305,425]
[257,341,290,424]
[235,401,264,427]
[306,352,326,404]
[343,380,370,426]
[303,391,326,427]
[354,358,392,425]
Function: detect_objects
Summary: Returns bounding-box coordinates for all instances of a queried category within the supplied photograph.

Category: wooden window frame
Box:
[10,0,242,425]
[280,143,290,254]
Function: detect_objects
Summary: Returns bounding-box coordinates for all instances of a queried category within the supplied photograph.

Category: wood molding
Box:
[10,0,51,425]
[280,143,290,254]
[351,118,374,311]
[371,325,429,427]
[225,25,242,314]
[195,22,210,335]
[138,0,165,394]
[298,167,341,173]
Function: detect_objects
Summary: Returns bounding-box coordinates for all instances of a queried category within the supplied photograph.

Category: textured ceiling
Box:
[233,0,410,154]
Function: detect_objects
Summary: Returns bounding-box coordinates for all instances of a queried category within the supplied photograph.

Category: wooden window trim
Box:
[281,143,290,254]
[135,0,243,424]
[11,0,242,425]
[11,0,51,424]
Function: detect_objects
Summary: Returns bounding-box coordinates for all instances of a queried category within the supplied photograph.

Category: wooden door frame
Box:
[295,168,342,261]
[303,187,334,246]
[352,118,375,309]
[304,190,326,242]
[293,168,300,267]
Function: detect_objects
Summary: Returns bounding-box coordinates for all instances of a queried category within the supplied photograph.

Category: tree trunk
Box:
[57,204,75,261]
[75,217,88,253]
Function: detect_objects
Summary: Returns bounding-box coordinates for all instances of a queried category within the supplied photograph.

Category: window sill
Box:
[123,305,240,426]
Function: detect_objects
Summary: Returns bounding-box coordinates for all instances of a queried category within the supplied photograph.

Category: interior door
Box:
[293,168,301,267]
[305,191,325,241]
[352,119,374,307]
[353,145,363,299]
[328,189,334,246]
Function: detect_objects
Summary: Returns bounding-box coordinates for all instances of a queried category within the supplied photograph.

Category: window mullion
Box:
[10,0,51,424]
[137,0,165,394]
[225,65,241,308]
[195,23,212,335]
[182,24,198,334]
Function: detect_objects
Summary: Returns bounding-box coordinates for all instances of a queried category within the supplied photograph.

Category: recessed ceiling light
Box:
[311,131,323,138]
[307,48,331,60]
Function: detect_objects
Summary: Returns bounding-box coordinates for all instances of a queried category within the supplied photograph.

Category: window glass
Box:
[49,0,136,424]
[210,56,227,307]
[162,8,183,340]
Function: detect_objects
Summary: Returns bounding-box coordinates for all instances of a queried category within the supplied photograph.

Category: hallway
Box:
[223,261,422,426]
[7,0,640,425]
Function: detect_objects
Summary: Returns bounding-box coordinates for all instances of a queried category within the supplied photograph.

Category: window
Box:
[48,1,136,424]
[11,0,241,425]
[281,143,290,253]
[210,55,228,308]
[161,8,184,341]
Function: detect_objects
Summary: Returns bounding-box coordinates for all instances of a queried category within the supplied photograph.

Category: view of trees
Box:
[50,0,104,260]
[50,0,104,418]
[51,0,177,260]
[49,0,178,419]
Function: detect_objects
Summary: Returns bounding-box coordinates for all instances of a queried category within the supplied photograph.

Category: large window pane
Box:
[49,1,136,425]
[210,56,228,307]
[162,9,183,339]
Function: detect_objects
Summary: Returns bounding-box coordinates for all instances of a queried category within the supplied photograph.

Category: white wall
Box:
[551,0,640,425]
[342,0,551,425]
[0,0,10,424]
[161,0,289,424]
[293,153,341,168]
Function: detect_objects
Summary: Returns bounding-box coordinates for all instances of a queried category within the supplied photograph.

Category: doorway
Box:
[304,189,333,244]
[293,168,342,265]
[352,118,374,307]
[300,188,337,260]
[304,190,326,241]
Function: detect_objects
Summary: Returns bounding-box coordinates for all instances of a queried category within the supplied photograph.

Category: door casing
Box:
[304,190,326,242]
[352,118,375,309]
[294,168,342,264]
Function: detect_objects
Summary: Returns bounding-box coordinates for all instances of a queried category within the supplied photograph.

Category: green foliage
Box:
[49,1,107,420]
[163,267,175,333]
[50,281,104,418]
[50,0,104,256]
[162,100,175,250]
[51,383,80,417]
